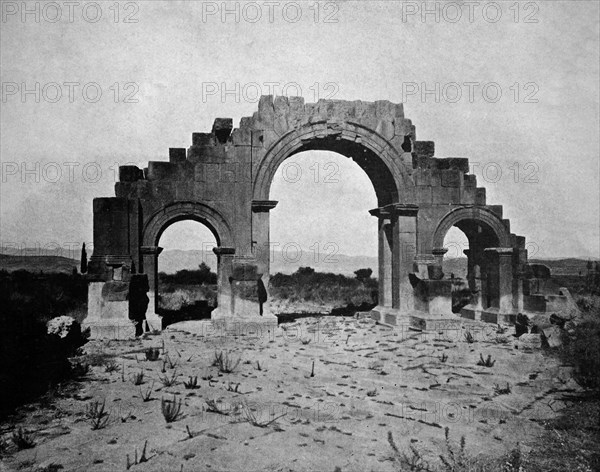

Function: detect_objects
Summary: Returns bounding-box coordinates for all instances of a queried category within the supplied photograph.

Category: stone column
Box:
[251,200,278,314]
[370,208,393,308]
[211,247,235,318]
[432,247,448,267]
[140,245,163,331]
[496,248,515,314]
[391,204,419,314]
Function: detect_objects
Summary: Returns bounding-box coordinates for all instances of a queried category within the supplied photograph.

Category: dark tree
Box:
[354,268,373,282]
[80,243,88,274]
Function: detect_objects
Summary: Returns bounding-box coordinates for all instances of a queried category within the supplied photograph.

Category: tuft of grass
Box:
[183,376,199,389]
[464,330,475,344]
[104,361,120,373]
[159,370,179,388]
[145,347,160,361]
[11,427,35,450]
[164,354,178,370]
[388,431,434,471]
[131,370,145,386]
[126,440,149,470]
[161,395,183,423]
[477,354,496,368]
[213,350,241,373]
[86,399,110,430]
[240,403,286,428]
[439,353,448,363]
[140,381,155,402]
[226,382,240,393]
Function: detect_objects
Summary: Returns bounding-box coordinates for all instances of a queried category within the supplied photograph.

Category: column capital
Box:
[388,203,419,217]
[213,247,236,256]
[140,246,163,255]
[369,204,419,218]
[432,247,448,257]
[484,247,514,256]
[252,200,278,212]
[369,207,391,219]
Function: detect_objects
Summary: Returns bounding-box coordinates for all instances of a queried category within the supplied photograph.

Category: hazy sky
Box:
[1,1,598,260]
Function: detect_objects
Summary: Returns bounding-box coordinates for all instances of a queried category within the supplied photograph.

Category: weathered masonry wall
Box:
[85,95,564,338]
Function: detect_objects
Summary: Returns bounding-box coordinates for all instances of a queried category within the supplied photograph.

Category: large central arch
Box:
[252,120,413,206]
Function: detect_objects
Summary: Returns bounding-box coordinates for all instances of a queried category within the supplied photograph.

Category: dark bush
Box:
[0,270,88,417]
[560,296,600,391]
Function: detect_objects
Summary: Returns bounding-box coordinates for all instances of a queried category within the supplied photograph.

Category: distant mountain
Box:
[1,249,596,278]
[0,254,79,274]
[157,249,378,276]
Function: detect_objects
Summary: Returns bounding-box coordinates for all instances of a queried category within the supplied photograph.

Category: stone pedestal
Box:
[84,281,136,340]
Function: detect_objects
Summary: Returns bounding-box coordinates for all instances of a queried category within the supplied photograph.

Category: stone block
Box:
[192,132,214,146]
[441,169,462,187]
[232,262,258,281]
[119,166,143,182]
[518,333,542,350]
[542,326,563,348]
[475,188,486,205]
[414,141,435,158]
[169,148,186,164]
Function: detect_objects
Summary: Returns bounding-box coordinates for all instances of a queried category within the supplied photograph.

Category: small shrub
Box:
[226,382,240,393]
[161,395,183,423]
[477,354,496,368]
[145,347,160,361]
[11,427,35,450]
[86,399,110,430]
[183,376,199,389]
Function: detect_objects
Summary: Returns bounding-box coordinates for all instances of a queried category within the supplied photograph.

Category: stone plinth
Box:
[84,281,136,340]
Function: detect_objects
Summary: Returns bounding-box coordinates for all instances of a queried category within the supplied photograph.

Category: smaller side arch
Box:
[142,201,234,248]
[432,207,512,249]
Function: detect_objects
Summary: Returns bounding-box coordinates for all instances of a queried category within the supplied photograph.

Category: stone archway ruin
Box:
[85,95,560,339]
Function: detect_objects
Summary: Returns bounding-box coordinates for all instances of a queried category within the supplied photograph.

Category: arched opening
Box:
[435,213,507,315]
[442,226,470,313]
[156,220,219,325]
[268,150,380,316]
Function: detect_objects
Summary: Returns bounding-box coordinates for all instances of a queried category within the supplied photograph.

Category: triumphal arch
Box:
[85,95,560,338]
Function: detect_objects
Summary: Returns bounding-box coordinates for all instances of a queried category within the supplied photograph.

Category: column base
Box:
[83,319,137,340]
[460,305,516,324]
[145,311,163,332]
[370,306,464,331]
